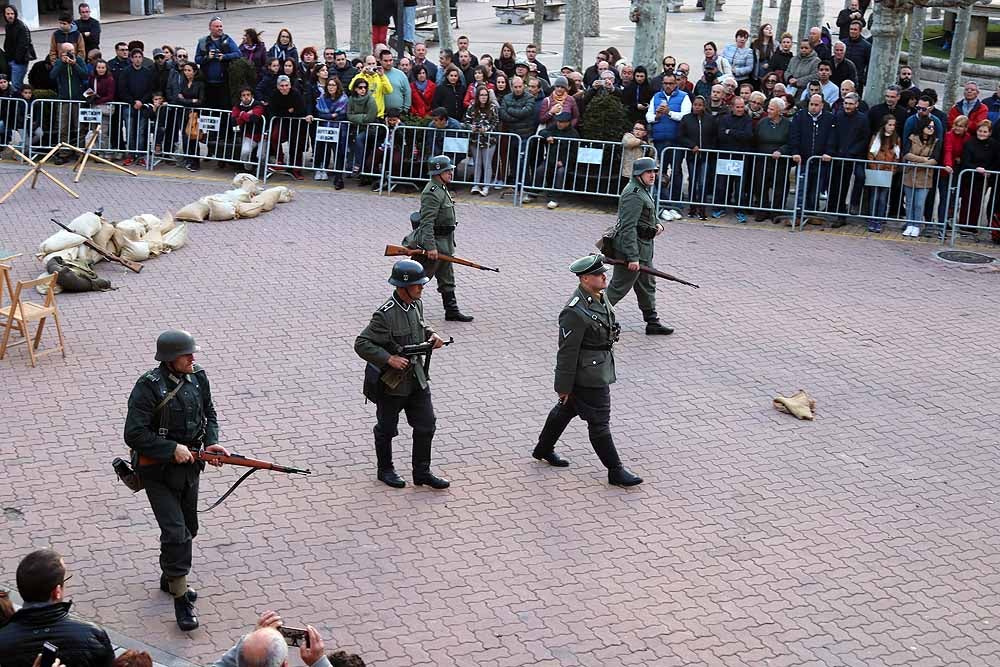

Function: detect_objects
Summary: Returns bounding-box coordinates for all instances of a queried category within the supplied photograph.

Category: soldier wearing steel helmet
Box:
[532,254,644,487]
[123,330,229,632]
[604,156,674,336]
[355,260,451,490]
[402,154,474,323]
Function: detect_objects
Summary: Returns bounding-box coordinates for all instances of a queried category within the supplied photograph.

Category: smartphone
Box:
[278,625,310,648]
[39,642,58,667]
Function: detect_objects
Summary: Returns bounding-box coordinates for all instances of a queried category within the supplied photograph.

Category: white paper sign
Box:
[78,108,102,124]
[442,136,469,154]
[198,116,220,132]
[315,126,340,143]
[716,158,744,177]
[577,147,604,165]
[864,169,892,188]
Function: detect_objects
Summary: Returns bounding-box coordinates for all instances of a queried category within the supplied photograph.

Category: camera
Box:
[39,642,59,667]
[278,625,310,648]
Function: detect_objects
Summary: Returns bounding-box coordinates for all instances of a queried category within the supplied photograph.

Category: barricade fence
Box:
[386,125,523,200]
[520,135,654,205]
[263,118,390,189]
[0,98,28,154]
[800,155,956,239]
[28,100,149,164]
[657,146,799,224]
[952,167,1000,245]
[153,103,265,174]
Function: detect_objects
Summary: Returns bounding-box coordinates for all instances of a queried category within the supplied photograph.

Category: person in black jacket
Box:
[3,4,33,91]
[431,65,464,120]
[267,74,312,180]
[119,48,155,166]
[0,549,115,667]
[677,95,718,219]
[828,92,869,224]
[622,65,654,124]
[712,97,753,221]
[789,93,835,223]
[174,61,205,171]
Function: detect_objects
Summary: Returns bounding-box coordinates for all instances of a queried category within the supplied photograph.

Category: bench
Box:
[413,1,460,44]
[493,1,566,26]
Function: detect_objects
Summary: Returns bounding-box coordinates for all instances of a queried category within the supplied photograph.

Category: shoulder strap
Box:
[155,378,184,414]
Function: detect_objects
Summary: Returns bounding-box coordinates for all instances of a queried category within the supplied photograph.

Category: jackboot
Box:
[174,595,199,631]
[442,291,474,322]
[532,445,570,467]
[160,574,197,601]
[375,440,406,488]
[642,310,674,336]
[608,466,644,487]
[412,436,450,488]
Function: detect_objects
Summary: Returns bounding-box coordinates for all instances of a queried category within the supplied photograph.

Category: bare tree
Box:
[942,4,973,109]
[533,0,545,48]
[776,0,792,35]
[563,0,585,69]
[324,0,337,50]
[632,0,667,71]
[863,0,979,108]
[907,6,926,81]
[351,0,371,54]
[585,0,601,37]
[436,0,453,51]
[703,0,717,23]
[750,0,765,37]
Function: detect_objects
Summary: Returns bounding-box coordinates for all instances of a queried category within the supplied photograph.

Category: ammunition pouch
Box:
[637,227,657,240]
[433,226,455,237]
[363,362,384,403]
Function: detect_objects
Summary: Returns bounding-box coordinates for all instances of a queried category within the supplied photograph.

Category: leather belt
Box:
[581,343,613,351]
[433,227,455,236]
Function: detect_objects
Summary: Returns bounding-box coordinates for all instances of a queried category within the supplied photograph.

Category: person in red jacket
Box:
[232,86,265,171]
[409,64,436,118]
[947,82,988,130]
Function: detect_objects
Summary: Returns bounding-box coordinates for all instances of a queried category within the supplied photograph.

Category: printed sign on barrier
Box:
[198,116,220,133]
[577,147,604,165]
[78,108,102,124]
[864,169,892,188]
[717,159,744,177]
[443,136,469,154]
[315,125,340,143]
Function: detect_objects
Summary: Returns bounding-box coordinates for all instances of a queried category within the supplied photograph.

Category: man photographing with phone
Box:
[0,549,115,667]
[211,611,330,667]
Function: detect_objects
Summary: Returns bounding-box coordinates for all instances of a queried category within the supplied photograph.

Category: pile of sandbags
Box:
[37,211,188,267]
[174,174,293,223]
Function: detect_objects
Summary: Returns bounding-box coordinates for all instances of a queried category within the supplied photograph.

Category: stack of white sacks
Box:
[36,174,293,269]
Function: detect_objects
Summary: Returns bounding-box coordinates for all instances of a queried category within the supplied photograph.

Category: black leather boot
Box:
[413,468,450,488]
[532,445,570,467]
[643,310,674,336]
[376,441,406,488]
[608,466,644,487]
[160,574,197,601]
[174,595,199,631]
[442,291,474,322]
[412,437,450,488]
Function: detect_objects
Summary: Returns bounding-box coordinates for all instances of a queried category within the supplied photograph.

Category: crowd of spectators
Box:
[1,3,999,238]
[0,549,366,667]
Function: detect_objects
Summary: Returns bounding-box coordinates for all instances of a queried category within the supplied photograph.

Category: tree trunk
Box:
[633,0,667,71]
[703,0,716,23]
[943,4,972,110]
[563,0,585,70]
[533,0,545,47]
[776,0,792,36]
[585,0,601,37]
[863,3,905,107]
[436,0,453,52]
[797,0,811,42]
[907,5,926,81]
[324,0,338,50]
[351,0,371,53]
[750,0,765,37]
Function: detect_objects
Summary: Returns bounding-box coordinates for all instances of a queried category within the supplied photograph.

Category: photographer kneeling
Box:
[212,611,329,667]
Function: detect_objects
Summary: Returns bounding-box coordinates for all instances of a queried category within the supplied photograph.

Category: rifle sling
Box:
[200,466,259,512]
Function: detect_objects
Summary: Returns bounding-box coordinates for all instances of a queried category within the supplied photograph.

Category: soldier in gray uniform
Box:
[355,259,451,489]
[605,157,674,335]
[403,155,474,322]
[123,330,230,631]
[532,254,643,487]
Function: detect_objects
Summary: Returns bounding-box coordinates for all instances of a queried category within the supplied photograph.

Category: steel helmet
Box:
[389,259,431,287]
[632,157,659,176]
[428,155,455,176]
[155,329,200,362]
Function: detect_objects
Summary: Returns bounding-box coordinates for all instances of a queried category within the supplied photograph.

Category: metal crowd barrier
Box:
[263,118,389,189]
[386,125,523,201]
[152,103,258,173]
[29,99,146,163]
[657,146,799,224]
[520,135,653,205]
[0,98,28,155]
[799,155,956,238]
[951,167,1000,245]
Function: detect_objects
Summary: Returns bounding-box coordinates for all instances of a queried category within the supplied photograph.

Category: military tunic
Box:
[403,176,458,294]
[123,363,218,580]
[606,176,661,319]
[535,286,624,470]
[354,293,439,472]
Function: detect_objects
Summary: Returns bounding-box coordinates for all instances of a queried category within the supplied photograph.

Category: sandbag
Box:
[35,271,62,295]
[235,201,264,219]
[162,224,189,250]
[276,186,293,203]
[233,173,260,194]
[114,218,146,244]
[132,214,161,232]
[76,245,104,264]
[206,197,237,221]
[39,229,86,255]
[150,213,176,235]
[175,200,209,222]
[92,221,115,256]
[42,247,81,264]
[252,189,280,212]
[67,212,102,238]
[215,188,252,204]
[119,238,150,262]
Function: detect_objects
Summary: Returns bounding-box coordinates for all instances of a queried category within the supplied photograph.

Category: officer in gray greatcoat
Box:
[532,254,644,487]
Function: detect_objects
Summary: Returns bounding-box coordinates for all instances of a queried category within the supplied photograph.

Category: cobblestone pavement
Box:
[2,166,1000,667]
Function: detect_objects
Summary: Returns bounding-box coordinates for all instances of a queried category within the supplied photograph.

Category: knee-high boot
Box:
[442,291,474,322]
[412,434,450,489]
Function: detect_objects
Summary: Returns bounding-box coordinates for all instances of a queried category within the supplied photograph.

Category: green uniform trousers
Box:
[606,261,657,317]
[143,466,200,579]
[416,232,456,294]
